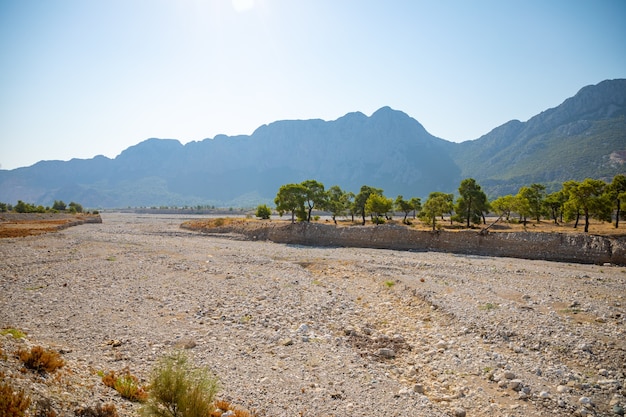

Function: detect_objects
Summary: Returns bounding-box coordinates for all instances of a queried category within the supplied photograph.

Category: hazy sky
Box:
[1,0,625,170]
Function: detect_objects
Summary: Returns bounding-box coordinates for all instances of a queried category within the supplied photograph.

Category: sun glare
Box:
[232,0,255,13]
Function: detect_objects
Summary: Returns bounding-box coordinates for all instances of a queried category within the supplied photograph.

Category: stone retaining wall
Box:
[188,222,626,265]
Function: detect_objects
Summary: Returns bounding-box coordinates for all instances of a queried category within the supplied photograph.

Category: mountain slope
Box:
[0,108,460,207]
[0,79,624,207]
[448,79,626,195]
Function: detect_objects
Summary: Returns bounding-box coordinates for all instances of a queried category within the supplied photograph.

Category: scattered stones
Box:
[1,212,624,417]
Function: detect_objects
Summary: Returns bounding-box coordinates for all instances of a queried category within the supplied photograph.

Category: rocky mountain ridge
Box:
[0,79,624,207]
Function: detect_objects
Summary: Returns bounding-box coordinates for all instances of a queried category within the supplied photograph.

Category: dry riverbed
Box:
[1,213,625,417]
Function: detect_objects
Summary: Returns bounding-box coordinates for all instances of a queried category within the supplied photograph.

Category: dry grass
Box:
[211,399,256,417]
[0,214,100,238]
[181,217,253,230]
[0,380,31,417]
[16,346,64,374]
[185,215,626,237]
[101,369,148,402]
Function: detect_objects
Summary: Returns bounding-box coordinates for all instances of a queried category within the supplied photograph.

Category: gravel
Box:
[1,213,625,416]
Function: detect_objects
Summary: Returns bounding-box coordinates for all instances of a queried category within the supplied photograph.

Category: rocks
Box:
[413,383,426,394]
[0,213,624,417]
[377,348,396,359]
[453,407,466,417]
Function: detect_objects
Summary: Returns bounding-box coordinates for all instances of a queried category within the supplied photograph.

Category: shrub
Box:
[101,370,147,402]
[68,202,83,213]
[372,216,386,225]
[210,400,255,417]
[141,351,219,417]
[255,204,271,220]
[0,381,31,417]
[17,346,64,374]
[1,328,26,339]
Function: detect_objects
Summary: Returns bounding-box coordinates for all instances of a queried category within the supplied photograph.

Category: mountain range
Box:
[1,79,625,208]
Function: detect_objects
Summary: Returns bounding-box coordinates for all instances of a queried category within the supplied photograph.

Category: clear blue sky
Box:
[1,0,625,170]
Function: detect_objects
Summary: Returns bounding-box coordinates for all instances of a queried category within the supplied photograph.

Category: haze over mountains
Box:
[1,79,625,208]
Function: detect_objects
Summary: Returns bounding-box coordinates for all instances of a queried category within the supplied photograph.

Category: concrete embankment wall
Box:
[191,222,626,265]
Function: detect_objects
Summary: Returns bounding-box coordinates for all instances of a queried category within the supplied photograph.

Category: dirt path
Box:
[1,213,624,416]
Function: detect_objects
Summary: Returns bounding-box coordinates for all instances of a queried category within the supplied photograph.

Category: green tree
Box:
[520,183,546,222]
[454,178,489,227]
[325,185,352,225]
[366,194,393,224]
[300,179,326,222]
[52,200,67,211]
[607,174,626,228]
[14,200,34,213]
[543,190,567,224]
[395,195,415,224]
[562,180,582,228]
[255,204,271,219]
[420,192,454,231]
[513,189,533,226]
[68,201,83,213]
[0,202,7,212]
[563,178,612,233]
[409,197,422,219]
[490,194,515,222]
[354,185,383,225]
[274,183,307,223]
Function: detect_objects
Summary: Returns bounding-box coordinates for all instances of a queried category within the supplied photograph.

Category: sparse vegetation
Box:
[101,369,147,402]
[0,380,31,417]
[211,400,255,417]
[16,346,64,374]
[141,351,219,417]
[1,329,26,339]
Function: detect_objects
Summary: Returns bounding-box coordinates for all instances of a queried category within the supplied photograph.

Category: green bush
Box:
[141,351,219,417]
[255,204,271,220]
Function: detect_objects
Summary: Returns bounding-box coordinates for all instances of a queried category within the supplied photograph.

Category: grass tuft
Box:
[16,346,64,374]
[101,370,147,402]
[1,328,26,339]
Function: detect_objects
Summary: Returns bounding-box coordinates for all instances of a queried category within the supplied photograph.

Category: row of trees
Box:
[268,174,626,233]
[0,200,84,214]
[489,176,626,232]
[268,180,421,226]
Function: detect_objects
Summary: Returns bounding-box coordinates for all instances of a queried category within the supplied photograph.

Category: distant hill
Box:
[446,79,626,196]
[0,79,624,207]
